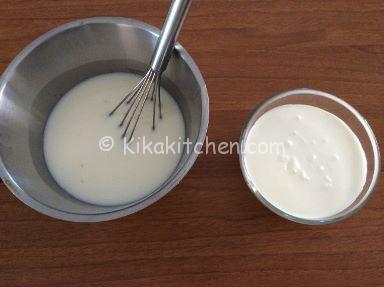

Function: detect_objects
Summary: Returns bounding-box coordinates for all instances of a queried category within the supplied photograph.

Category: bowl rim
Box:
[0,17,209,222]
[239,88,381,225]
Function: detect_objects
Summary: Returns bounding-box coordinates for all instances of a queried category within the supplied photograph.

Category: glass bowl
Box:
[239,88,381,225]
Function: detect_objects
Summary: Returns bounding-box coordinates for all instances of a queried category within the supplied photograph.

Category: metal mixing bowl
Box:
[0,17,209,221]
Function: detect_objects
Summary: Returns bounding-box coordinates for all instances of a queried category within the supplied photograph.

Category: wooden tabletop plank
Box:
[0,1,383,286]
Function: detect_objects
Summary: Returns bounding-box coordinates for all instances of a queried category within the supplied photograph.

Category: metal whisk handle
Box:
[150,0,192,72]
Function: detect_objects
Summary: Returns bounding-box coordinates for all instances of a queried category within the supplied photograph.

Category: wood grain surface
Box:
[0,1,383,286]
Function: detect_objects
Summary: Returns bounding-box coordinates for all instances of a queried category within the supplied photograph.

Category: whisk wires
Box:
[109,69,163,142]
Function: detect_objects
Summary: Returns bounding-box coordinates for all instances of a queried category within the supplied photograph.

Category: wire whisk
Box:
[108,69,162,140]
[109,0,192,141]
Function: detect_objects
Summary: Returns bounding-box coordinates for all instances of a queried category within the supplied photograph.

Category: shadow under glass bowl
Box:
[0,17,209,222]
[239,88,380,225]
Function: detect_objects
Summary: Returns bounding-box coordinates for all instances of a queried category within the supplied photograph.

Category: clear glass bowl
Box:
[239,88,381,225]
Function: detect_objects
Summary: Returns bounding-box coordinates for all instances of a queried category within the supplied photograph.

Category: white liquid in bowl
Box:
[243,104,367,220]
[44,73,185,206]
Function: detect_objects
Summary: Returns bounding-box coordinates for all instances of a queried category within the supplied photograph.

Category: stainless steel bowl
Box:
[0,17,209,222]
[239,89,380,225]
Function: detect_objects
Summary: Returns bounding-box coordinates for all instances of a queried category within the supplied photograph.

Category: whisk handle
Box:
[150,0,192,72]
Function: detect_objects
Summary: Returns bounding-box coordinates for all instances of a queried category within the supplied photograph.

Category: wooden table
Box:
[0,1,383,286]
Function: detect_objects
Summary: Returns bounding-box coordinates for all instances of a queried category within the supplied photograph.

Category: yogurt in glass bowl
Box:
[239,88,380,224]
